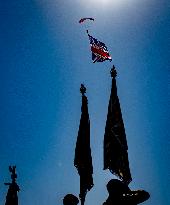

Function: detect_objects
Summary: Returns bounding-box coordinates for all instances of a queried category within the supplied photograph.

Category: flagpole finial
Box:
[110,65,117,78]
[80,84,86,95]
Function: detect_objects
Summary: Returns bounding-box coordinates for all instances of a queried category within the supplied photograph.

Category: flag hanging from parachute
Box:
[74,84,93,205]
[78,17,112,63]
[88,32,112,63]
[103,66,132,184]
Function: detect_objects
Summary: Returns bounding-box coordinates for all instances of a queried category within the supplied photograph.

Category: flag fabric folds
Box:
[74,85,93,205]
[104,68,132,184]
[88,34,112,63]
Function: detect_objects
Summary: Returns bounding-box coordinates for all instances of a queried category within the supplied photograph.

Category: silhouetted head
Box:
[105,179,150,205]
[106,179,130,195]
[63,194,79,205]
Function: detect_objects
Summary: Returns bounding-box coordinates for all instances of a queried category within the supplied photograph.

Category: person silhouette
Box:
[63,194,79,205]
[103,179,150,205]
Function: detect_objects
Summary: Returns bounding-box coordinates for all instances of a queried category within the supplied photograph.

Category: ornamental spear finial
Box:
[110,65,117,78]
[80,84,86,96]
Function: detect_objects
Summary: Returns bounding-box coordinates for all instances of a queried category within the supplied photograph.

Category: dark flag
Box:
[74,84,93,205]
[4,166,20,205]
[104,66,132,184]
[88,33,112,63]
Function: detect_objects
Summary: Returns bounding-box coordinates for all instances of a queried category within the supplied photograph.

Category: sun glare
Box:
[81,0,133,8]
[92,0,111,5]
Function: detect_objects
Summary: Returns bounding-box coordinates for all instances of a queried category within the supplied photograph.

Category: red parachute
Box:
[79,17,94,24]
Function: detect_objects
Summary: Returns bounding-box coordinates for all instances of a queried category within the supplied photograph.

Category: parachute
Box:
[79,18,94,24]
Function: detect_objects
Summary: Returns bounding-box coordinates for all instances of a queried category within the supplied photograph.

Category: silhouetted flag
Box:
[104,67,132,184]
[74,84,93,205]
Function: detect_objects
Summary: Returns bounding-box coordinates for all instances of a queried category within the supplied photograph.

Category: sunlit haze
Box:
[80,0,134,7]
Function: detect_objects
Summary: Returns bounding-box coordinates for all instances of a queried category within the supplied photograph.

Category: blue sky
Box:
[0,0,169,205]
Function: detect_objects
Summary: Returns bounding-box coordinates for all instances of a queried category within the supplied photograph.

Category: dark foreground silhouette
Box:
[5,166,20,205]
[103,179,150,205]
[63,194,79,205]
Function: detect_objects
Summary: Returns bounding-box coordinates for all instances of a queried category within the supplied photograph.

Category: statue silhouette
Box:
[103,179,150,205]
[63,194,79,205]
[4,166,20,205]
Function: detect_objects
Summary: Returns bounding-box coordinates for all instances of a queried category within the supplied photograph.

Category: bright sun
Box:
[87,0,113,5]
[83,0,133,7]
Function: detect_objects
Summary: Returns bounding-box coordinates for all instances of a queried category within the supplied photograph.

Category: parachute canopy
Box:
[79,18,94,24]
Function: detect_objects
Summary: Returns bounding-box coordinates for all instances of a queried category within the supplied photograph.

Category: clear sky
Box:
[0,0,169,205]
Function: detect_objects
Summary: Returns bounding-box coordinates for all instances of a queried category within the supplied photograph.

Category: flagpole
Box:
[81,200,85,205]
[80,196,85,205]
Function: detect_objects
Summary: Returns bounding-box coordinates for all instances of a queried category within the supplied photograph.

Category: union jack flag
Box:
[88,34,112,63]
